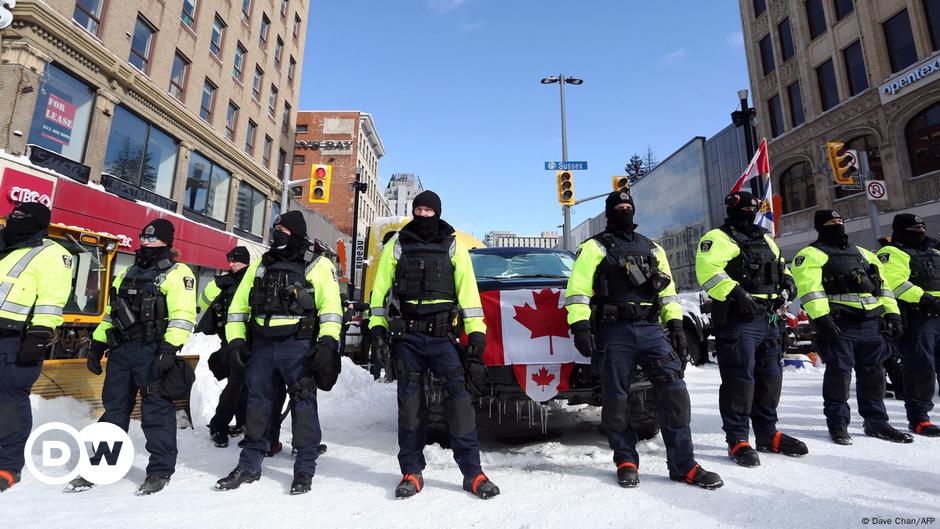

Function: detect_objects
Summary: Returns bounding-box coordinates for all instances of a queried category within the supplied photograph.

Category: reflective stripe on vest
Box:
[828,294,879,304]
[894,281,915,296]
[227,313,250,322]
[800,291,827,304]
[33,305,63,316]
[565,295,591,306]
[319,313,342,324]
[702,272,730,291]
[461,307,484,318]
[168,319,194,331]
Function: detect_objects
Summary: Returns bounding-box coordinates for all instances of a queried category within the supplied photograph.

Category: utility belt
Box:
[0,318,25,336]
[594,301,659,324]
[249,314,318,340]
[829,302,884,322]
[106,320,168,346]
[899,301,940,321]
[710,296,778,327]
[388,309,458,339]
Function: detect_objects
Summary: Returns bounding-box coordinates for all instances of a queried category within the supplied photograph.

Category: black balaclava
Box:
[136,218,175,267]
[3,202,51,248]
[724,191,760,228]
[605,191,635,233]
[409,190,443,240]
[814,209,847,248]
[892,213,928,250]
[270,210,309,259]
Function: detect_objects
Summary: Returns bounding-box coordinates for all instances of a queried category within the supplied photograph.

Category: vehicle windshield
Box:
[56,235,107,316]
[471,251,574,280]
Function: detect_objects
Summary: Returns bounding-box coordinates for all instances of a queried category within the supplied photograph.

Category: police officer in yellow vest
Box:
[695,191,807,467]
[215,210,342,495]
[0,203,72,493]
[68,218,197,495]
[876,214,940,437]
[791,210,912,445]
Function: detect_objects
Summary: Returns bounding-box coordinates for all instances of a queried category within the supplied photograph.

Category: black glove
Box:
[781,275,798,302]
[153,341,181,379]
[729,285,760,320]
[812,315,842,341]
[370,326,395,380]
[463,355,487,396]
[881,313,903,340]
[570,320,594,358]
[666,319,688,360]
[465,332,486,358]
[86,340,109,376]
[16,326,54,366]
[309,336,341,391]
[228,338,250,371]
[920,293,940,314]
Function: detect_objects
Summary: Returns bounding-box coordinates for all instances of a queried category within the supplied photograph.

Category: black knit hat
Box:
[141,218,175,245]
[273,210,307,238]
[605,191,634,217]
[724,191,759,213]
[11,202,51,229]
[226,245,251,264]
[813,209,842,231]
[412,190,441,216]
[892,213,925,233]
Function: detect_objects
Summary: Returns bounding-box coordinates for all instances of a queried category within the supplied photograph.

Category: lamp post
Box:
[541,73,583,251]
[731,88,760,196]
[348,166,368,300]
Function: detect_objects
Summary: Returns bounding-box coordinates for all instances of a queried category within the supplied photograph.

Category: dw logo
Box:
[24,422,134,486]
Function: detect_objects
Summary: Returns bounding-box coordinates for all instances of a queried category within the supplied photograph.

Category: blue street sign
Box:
[545,161,588,171]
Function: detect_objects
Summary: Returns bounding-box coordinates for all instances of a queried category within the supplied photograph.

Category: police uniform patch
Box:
[144,225,155,235]
[62,255,73,268]
[700,240,713,252]
[794,256,805,267]
[183,277,195,290]
[879,253,890,263]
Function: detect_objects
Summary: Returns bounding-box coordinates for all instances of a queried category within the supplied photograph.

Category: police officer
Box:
[876,214,940,437]
[566,191,722,490]
[368,190,499,500]
[215,210,342,495]
[200,246,251,447]
[0,203,72,493]
[68,218,197,495]
[695,191,807,467]
[791,210,912,445]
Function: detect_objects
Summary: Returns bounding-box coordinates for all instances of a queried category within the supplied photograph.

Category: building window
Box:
[168,52,189,101]
[103,105,178,199]
[225,101,239,141]
[252,66,263,100]
[294,154,305,164]
[200,80,216,122]
[236,182,266,236]
[753,0,766,17]
[779,161,816,214]
[233,43,247,80]
[181,0,197,28]
[293,13,301,38]
[927,0,940,52]
[275,36,284,65]
[288,56,297,82]
[907,102,940,177]
[833,0,854,20]
[884,9,918,73]
[768,94,784,137]
[843,40,868,96]
[268,84,278,117]
[73,0,103,35]
[129,16,156,73]
[833,135,879,199]
[210,15,226,57]
[185,152,230,222]
[280,0,289,18]
[27,63,95,162]
[241,0,251,22]
[778,18,795,61]
[245,119,257,154]
[759,35,775,75]
[282,101,291,133]
[787,81,805,127]
[260,13,270,46]
[277,148,287,179]
[816,58,839,111]
[806,0,827,40]
[262,135,273,167]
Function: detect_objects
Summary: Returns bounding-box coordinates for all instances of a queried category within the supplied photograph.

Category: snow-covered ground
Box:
[5,336,939,529]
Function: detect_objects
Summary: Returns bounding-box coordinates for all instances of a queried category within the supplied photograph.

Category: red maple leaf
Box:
[531,367,556,388]
[513,289,570,356]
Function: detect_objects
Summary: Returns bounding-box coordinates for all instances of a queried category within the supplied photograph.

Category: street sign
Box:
[866,180,888,201]
[354,239,365,270]
[545,161,588,171]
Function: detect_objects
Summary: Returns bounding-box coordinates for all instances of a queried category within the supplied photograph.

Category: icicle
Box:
[515,401,522,422]
[527,401,535,429]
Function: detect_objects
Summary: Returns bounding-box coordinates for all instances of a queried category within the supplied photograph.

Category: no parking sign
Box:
[866,180,888,201]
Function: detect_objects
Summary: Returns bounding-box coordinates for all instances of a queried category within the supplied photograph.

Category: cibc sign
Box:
[0,167,56,216]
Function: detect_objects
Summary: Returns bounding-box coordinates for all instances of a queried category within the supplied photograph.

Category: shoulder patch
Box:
[879,253,889,263]
[700,240,712,253]
[61,255,73,269]
[794,256,805,267]
[183,276,195,290]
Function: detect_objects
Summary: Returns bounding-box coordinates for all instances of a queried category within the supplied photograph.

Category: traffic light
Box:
[556,170,574,205]
[826,141,857,185]
[612,176,630,191]
[309,164,332,204]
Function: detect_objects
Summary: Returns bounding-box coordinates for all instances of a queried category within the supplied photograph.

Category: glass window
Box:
[816,59,839,111]
[199,80,216,122]
[787,81,805,127]
[293,13,301,38]
[294,154,305,164]
[225,101,238,141]
[275,36,284,65]
[843,40,868,96]
[73,0,103,35]
[778,18,795,61]
[282,102,291,133]
[288,56,296,82]
[277,148,287,179]
[927,0,940,52]
[884,9,918,73]
[184,151,230,222]
[210,15,225,57]
[907,102,940,177]
[58,234,108,316]
[759,35,775,75]
[834,0,854,20]
[779,162,816,214]
[245,119,257,154]
[280,0,289,17]
[268,84,278,116]
[241,0,251,22]
[236,182,266,235]
[181,0,196,28]
[297,124,308,134]
[252,66,263,100]
[103,105,177,199]
[168,52,189,101]
[129,16,156,72]
[806,0,827,40]
[260,13,270,46]
[233,43,246,80]
[753,0,766,17]
[262,135,272,167]
[27,63,95,162]
[768,94,784,137]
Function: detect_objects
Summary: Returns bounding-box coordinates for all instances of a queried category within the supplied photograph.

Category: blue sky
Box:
[299,0,750,239]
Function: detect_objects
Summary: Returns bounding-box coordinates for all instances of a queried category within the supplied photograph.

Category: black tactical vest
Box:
[195,269,246,336]
[811,241,879,295]
[897,245,940,292]
[721,226,783,295]
[110,259,172,343]
[392,234,457,304]
[591,231,659,305]
[248,257,318,338]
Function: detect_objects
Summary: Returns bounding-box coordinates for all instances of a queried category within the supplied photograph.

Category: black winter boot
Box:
[864,423,914,443]
[463,473,500,499]
[616,462,639,488]
[670,464,723,490]
[290,472,313,495]
[728,440,761,467]
[136,475,170,496]
[216,467,261,490]
[211,430,229,448]
[829,427,853,445]
[0,470,19,492]
[756,432,808,456]
[910,421,940,437]
[395,473,423,498]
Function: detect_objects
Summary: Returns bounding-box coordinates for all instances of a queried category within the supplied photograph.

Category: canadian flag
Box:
[512,364,575,402]
[731,137,770,193]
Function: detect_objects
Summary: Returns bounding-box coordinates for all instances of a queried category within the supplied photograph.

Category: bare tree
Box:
[643,146,659,174]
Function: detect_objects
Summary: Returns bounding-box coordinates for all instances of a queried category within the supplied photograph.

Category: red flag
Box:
[731,138,770,193]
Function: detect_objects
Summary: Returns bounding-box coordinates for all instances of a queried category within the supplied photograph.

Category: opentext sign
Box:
[881,56,940,103]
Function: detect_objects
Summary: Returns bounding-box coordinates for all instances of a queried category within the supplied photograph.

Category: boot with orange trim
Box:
[727,439,760,467]
[756,431,808,457]
[616,462,639,488]
[669,463,723,490]
[463,473,500,499]
[395,472,424,499]
[0,470,20,493]
[910,421,940,437]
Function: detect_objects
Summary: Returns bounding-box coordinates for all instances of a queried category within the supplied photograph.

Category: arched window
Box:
[907,102,940,177]
[832,135,881,199]
[779,161,816,214]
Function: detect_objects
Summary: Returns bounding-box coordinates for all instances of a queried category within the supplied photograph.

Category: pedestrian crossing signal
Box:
[612,176,629,191]
[556,170,574,205]
[309,164,332,204]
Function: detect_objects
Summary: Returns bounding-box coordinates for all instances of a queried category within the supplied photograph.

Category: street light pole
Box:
[348,166,368,300]
[731,88,760,197]
[542,73,582,251]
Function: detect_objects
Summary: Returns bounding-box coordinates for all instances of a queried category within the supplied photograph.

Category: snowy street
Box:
[7,336,940,529]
